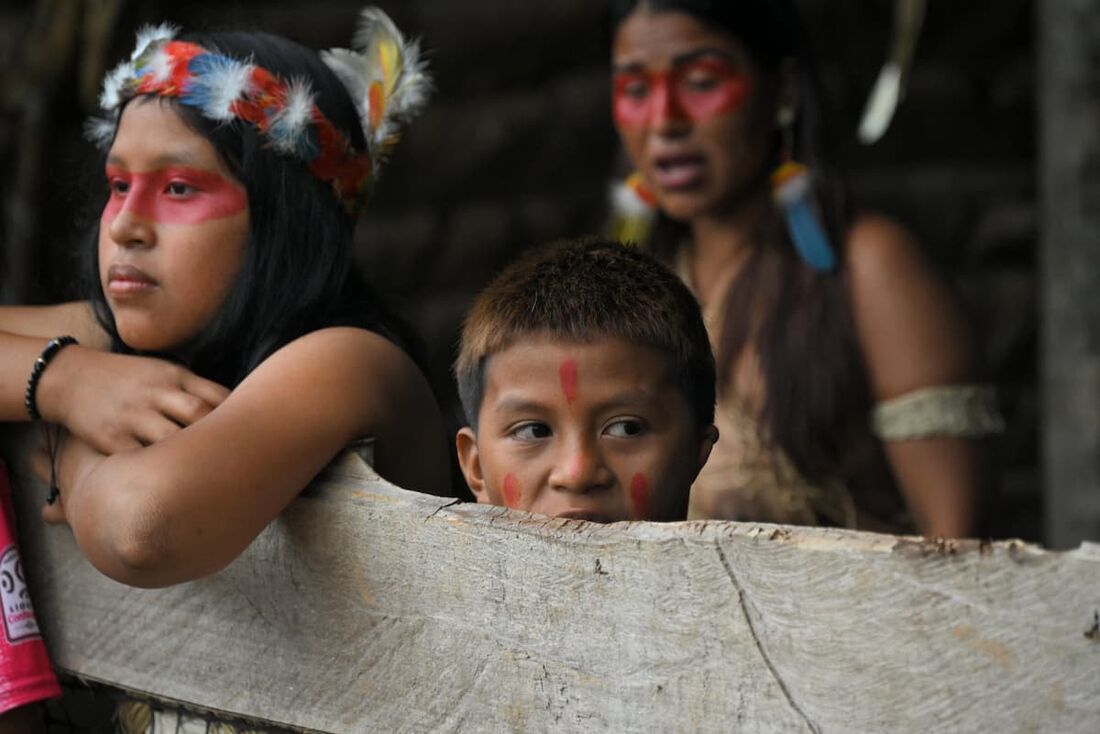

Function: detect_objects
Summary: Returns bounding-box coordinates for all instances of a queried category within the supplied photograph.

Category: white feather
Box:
[98,61,134,110]
[84,115,118,149]
[321,48,373,141]
[269,77,317,154]
[383,37,430,124]
[131,23,177,61]
[351,6,402,54]
[858,62,902,144]
[322,6,432,160]
[143,46,175,85]
[198,59,254,121]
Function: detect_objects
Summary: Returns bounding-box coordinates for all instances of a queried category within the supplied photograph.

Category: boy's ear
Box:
[696,424,719,474]
[456,427,490,503]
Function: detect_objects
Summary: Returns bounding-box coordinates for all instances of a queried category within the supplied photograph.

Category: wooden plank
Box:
[1039,0,1100,548]
[2,433,1099,733]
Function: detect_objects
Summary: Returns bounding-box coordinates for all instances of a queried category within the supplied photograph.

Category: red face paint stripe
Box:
[102,166,248,227]
[559,359,579,404]
[612,58,751,128]
[630,473,650,521]
[502,473,521,508]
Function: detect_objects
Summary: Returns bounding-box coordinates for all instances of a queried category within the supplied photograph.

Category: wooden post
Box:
[1039,0,1100,548]
[2,436,1098,733]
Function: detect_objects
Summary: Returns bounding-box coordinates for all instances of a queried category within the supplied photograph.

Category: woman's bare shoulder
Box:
[0,302,109,348]
[844,213,977,398]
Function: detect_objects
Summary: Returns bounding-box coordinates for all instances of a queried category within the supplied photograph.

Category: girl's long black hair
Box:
[85,30,418,388]
[611,0,897,519]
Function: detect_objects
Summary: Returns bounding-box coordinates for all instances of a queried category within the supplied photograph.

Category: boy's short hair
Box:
[455,237,716,429]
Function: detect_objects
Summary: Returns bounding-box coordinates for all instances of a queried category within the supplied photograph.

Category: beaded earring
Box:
[608,171,657,246]
[770,106,837,272]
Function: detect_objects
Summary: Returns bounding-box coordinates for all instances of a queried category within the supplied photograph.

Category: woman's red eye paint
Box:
[559,359,579,404]
[612,58,751,127]
[502,473,522,508]
[630,473,650,520]
[612,71,653,127]
[675,59,750,121]
[102,166,247,226]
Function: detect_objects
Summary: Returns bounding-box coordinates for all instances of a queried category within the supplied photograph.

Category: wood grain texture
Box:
[3,434,1098,733]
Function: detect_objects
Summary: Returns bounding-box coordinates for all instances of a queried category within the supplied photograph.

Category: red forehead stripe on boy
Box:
[559,359,579,404]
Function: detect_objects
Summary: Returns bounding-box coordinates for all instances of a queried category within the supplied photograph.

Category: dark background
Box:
[0,0,1040,540]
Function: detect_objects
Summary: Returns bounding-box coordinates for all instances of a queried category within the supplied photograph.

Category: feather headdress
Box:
[84,7,431,213]
[321,7,431,163]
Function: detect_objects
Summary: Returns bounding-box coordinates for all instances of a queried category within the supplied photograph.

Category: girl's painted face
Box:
[612,8,777,222]
[456,336,716,523]
[99,99,249,352]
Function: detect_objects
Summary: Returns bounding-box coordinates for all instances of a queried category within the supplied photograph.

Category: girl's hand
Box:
[37,347,229,454]
[31,430,105,525]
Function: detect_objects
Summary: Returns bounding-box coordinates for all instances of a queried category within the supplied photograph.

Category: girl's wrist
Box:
[33,342,82,424]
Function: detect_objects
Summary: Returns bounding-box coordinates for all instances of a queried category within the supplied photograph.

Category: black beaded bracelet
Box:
[24,336,78,422]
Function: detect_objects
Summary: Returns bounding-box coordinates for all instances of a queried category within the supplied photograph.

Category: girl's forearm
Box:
[0,332,51,422]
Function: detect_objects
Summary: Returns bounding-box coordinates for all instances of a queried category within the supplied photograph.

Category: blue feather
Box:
[779,189,837,273]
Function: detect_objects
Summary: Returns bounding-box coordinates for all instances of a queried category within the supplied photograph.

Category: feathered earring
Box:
[321,7,431,168]
[608,172,657,245]
[771,106,837,273]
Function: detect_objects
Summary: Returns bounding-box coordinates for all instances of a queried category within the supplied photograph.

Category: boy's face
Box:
[456,336,717,522]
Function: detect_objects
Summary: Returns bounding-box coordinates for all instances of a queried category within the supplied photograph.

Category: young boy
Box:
[454,237,718,522]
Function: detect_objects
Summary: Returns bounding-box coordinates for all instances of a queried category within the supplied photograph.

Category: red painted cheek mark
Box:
[559,359,579,404]
[630,473,650,520]
[102,166,247,227]
[502,473,521,508]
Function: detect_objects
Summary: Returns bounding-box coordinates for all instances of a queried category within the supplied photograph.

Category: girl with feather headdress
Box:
[609,0,1001,536]
[0,7,448,593]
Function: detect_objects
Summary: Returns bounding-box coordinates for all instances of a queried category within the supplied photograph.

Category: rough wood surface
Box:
[3,442,1098,733]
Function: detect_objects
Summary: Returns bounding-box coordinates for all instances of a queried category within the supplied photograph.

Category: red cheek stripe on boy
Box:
[612,59,751,128]
[502,473,521,508]
[102,166,248,227]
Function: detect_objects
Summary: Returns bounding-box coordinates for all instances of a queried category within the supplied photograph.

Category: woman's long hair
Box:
[611,0,883,494]
[84,31,417,388]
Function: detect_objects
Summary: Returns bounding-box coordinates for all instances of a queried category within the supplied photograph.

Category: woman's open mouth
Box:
[651,155,706,190]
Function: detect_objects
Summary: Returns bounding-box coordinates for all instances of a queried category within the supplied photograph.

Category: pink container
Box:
[0,460,61,714]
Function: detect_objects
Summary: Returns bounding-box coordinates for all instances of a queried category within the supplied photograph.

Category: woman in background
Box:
[609,0,1001,536]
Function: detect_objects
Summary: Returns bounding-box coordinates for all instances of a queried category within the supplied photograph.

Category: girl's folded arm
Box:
[55,326,444,587]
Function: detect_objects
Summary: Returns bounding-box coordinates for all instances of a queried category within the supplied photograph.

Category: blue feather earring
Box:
[771,107,837,272]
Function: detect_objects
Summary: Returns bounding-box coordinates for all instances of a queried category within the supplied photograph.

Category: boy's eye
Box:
[604,418,646,438]
[109,178,130,195]
[511,422,552,441]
